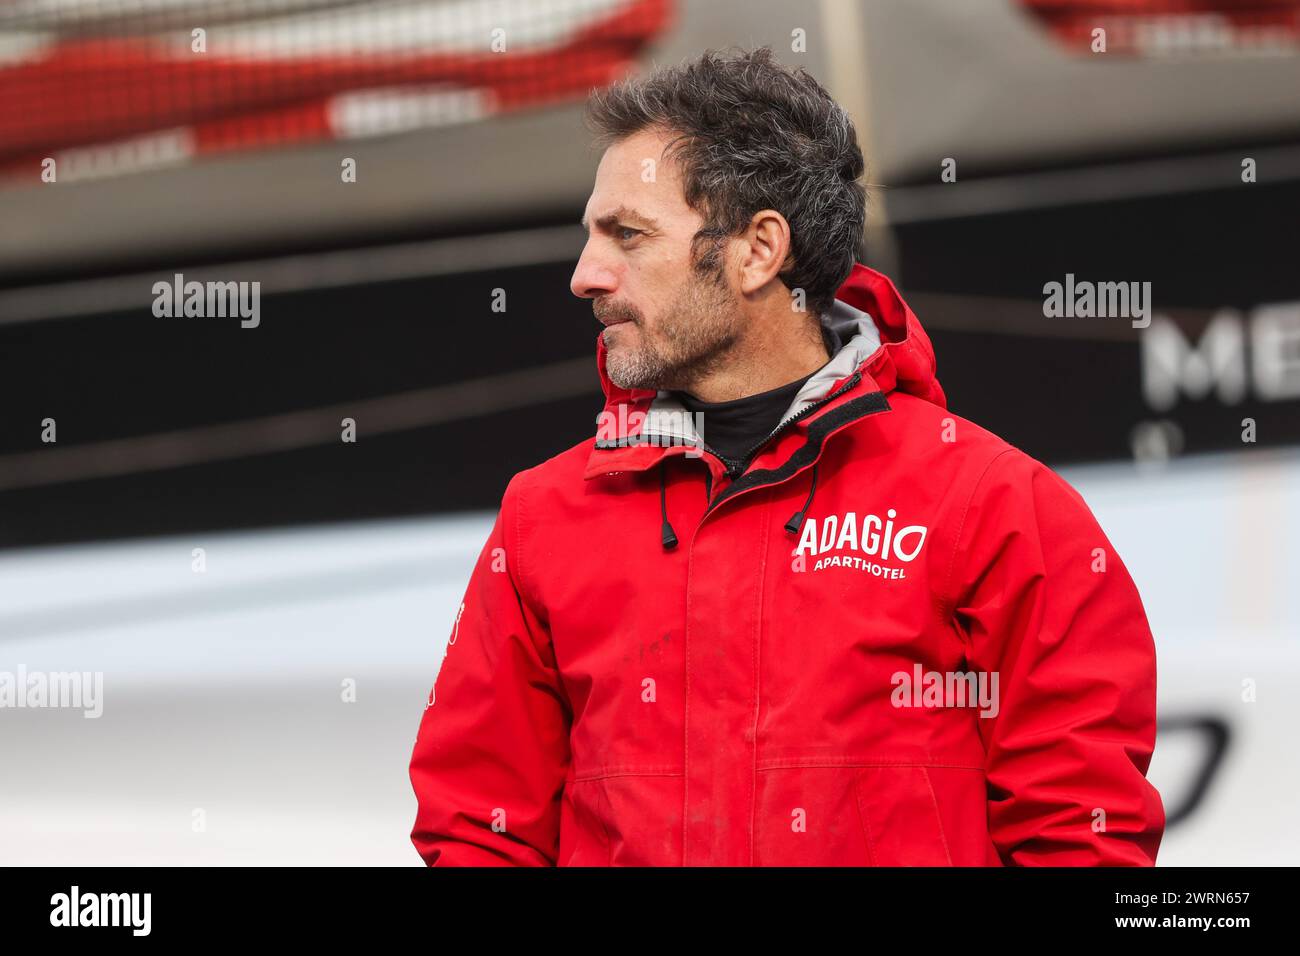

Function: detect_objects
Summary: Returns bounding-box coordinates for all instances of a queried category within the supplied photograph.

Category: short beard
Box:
[602,246,742,392]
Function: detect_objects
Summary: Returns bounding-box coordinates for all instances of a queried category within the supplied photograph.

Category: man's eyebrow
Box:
[580,206,659,233]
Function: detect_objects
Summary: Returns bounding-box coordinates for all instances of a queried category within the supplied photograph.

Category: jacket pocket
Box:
[560,770,684,866]
[558,777,613,866]
[854,765,961,866]
[753,766,875,866]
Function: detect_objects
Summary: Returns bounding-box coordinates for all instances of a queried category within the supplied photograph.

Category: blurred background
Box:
[1,0,1297,865]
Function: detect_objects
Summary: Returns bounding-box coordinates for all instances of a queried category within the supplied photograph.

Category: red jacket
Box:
[409,263,1164,866]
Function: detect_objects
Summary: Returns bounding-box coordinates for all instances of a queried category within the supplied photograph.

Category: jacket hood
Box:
[591,263,946,443]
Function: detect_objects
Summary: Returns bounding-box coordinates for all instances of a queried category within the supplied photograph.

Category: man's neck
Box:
[682,311,830,403]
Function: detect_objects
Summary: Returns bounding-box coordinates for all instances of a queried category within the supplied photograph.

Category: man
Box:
[409,47,1164,866]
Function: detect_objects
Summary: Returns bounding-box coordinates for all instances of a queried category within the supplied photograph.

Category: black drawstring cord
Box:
[783,463,819,535]
[661,457,817,546]
[659,460,678,549]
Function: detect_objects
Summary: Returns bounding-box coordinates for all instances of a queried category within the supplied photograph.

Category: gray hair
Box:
[585,46,866,320]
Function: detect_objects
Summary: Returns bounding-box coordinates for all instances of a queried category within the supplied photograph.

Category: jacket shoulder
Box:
[883,392,1096,513]
[501,436,595,502]
[883,392,1027,476]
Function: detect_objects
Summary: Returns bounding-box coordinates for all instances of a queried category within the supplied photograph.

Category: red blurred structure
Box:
[0,0,673,181]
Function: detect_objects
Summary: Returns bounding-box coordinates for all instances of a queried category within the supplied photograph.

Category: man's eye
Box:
[618,227,640,242]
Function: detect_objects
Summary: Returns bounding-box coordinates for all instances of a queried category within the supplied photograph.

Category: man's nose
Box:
[570,243,617,300]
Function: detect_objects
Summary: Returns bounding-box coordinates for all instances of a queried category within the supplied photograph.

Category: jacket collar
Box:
[583,263,945,480]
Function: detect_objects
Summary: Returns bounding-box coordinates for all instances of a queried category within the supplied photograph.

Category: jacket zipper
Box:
[703,379,889,519]
[721,371,865,480]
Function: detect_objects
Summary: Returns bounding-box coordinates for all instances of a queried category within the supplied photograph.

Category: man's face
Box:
[571,127,743,392]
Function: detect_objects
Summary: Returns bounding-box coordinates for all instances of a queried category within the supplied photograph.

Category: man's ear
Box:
[737,209,792,296]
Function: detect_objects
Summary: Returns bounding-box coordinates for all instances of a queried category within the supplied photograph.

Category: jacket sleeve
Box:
[949,448,1165,865]
[408,473,572,865]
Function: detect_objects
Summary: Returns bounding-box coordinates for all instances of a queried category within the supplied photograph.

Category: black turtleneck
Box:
[674,371,816,473]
